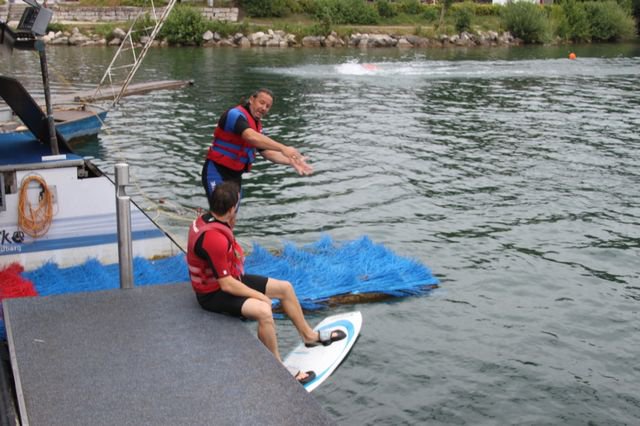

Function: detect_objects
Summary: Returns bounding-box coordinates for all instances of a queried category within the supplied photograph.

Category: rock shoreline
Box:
[44,27,522,48]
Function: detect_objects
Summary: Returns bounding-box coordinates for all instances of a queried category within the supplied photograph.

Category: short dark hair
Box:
[209,181,239,215]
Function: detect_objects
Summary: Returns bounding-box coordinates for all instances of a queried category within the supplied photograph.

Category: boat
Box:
[0,5,183,271]
[0,75,182,271]
[0,104,107,144]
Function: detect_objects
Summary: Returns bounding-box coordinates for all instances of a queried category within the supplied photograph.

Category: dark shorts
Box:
[196,274,268,317]
[201,159,243,199]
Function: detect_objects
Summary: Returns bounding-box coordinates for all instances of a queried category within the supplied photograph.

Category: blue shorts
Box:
[201,159,243,207]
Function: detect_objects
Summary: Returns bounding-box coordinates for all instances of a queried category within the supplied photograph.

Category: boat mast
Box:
[91,0,179,108]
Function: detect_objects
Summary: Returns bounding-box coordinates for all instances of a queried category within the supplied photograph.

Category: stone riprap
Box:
[42,27,520,49]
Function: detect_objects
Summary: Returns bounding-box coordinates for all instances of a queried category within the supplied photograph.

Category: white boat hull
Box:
[1,159,181,271]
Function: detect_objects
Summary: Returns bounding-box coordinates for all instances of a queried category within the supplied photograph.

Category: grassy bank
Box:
[29,0,640,46]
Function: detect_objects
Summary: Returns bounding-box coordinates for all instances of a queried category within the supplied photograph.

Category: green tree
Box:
[399,0,424,15]
[160,5,206,45]
[584,1,636,41]
[548,5,571,40]
[501,1,550,43]
[561,0,591,42]
[376,0,398,19]
[454,2,475,33]
[438,0,454,30]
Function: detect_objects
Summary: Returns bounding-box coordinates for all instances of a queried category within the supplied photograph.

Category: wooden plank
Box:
[70,80,194,103]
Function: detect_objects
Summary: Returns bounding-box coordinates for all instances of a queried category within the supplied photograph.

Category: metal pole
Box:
[115,163,133,289]
[37,44,60,156]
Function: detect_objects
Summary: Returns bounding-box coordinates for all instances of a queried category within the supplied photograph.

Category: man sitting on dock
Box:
[186,181,345,384]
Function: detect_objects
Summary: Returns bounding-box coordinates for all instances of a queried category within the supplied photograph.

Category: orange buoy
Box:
[569,52,576,60]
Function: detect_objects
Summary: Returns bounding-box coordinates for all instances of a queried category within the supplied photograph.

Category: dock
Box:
[2,283,334,426]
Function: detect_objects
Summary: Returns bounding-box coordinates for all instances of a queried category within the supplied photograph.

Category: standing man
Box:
[187,182,345,385]
[201,88,313,201]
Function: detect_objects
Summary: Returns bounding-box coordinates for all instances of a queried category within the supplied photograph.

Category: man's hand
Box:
[258,293,272,305]
[282,145,301,161]
[283,146,313,176]
[259,148,313,175]
[290,155,313,176]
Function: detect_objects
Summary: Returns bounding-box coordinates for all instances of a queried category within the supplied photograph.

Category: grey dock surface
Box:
[3,283,334,426]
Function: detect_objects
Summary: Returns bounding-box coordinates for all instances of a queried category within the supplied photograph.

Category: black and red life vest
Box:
[207,105,262,172]
[186,216,244,294]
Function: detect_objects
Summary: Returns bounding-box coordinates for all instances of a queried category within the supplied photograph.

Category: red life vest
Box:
[207,105,262,172]
[186,216,244,294]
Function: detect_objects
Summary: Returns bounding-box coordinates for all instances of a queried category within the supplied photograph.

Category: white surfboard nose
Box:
[283,311,362,392]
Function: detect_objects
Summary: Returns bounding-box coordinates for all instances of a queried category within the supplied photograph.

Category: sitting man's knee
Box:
[255,302,274,321]
[279,280,294,294]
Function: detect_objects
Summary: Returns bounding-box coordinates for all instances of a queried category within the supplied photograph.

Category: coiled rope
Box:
[18,174,55,238]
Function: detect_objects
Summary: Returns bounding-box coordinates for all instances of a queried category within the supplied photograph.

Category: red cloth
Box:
[0,263,38,300]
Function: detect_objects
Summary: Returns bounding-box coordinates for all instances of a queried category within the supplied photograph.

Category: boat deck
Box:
[3,283,334,426]
[0,137,83,168]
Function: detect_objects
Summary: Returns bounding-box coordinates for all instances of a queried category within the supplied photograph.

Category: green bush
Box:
[204,20,248,38]
[548,4,571,40]
[398,0,424,15]
[422,5,440,22]
[297,0,318,14]
[614,0,633,14]
[94,23,117,41]
[474,4,502,17]
[376,0,398,18]
[309,20,333,36]
[453,2,475,33]
[561,0,591,41]
[584,1,636,41]
[160,4,206,45]
[240,0,291,18]
[46,22,69,33]
[501,1,550,43]
[130,13,155,42]
[313,0,380,25]
[634,0,640,33]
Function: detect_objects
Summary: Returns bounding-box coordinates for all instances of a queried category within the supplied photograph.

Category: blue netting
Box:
[23,255,189,297]
[1,235,439,339]
[245,235,439,310]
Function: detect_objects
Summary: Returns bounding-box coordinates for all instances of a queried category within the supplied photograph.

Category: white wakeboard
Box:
[283,311,362,392]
